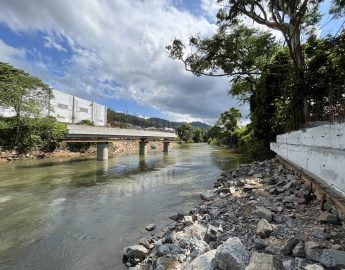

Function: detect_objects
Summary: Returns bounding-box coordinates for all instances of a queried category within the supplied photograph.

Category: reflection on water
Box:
[0,143,245,270]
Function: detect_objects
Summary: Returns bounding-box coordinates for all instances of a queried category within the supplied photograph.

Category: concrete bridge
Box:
[65,124,178,160]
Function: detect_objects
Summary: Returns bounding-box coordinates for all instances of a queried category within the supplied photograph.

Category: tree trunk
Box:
[289,26,309,126]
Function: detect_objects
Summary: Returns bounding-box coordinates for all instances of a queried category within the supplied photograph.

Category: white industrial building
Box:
[0,90,107,126]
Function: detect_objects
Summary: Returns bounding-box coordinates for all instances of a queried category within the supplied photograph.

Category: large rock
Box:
[123,245,149,262]
[292,241,305,258]
[256,219,273,238]
[245,252,284,270]
[184,224,207,240]
[319,249,345,269]
[184,250,216,270]
[254,206,273,222]
[305,241,322,262]
[318,212,338,224]
[280,237,300,255]
[179,238,210,261]
[215,237,249,270]
[156,244,184,257]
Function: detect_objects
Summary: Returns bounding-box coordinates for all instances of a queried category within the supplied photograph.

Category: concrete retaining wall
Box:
[270,123,345,197]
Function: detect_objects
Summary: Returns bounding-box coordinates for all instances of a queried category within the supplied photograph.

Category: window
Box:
[57,103,68,110]
[79,108,88,113]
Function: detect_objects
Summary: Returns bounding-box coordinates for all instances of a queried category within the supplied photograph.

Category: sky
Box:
[0,0,342,124]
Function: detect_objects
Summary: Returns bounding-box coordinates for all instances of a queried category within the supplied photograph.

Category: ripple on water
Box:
[0,196,12,203]
[50,198,66,206]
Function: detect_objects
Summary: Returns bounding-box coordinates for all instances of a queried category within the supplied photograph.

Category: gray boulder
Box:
[319,249,345,269]
[319,212,338,224]
[280,237,299,255]
[204,225,218,243]
[123,245,149,262]
[254,206,273,222]
[156,243,184,257]
[292,241,305,258]
[184,250,216,270]
[145,223,156,231]
[256,219,273,238]
[245,252,284,270]
[305,241,322,262]
[215,237,249,270]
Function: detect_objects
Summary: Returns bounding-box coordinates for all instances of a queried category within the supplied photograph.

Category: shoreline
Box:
[0,140,180,163]
[123,158,345,270]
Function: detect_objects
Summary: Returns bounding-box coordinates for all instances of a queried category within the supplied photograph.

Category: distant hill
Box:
[107,109,211,130]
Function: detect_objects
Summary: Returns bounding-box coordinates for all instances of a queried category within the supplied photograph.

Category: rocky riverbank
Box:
[123,158,345,270]
[0,140,179,162]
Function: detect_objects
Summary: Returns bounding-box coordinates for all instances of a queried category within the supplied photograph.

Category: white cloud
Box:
[0,39,26,64]
[0,0,245,124]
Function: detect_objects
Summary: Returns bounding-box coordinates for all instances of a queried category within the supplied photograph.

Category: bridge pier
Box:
[139,139,148,156]
[97,142,109,161]
[163,140,170,153]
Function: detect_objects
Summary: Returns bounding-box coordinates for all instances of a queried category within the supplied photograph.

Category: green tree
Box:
[192,128,203,143]
[0,62,52,119]
[176,123,194,142]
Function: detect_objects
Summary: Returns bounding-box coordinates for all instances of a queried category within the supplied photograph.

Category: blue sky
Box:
[0,0,343,124]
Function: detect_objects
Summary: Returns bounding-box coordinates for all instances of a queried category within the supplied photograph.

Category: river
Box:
[0,143,245,270]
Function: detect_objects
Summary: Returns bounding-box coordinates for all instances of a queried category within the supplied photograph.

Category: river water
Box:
[0,143,245,270]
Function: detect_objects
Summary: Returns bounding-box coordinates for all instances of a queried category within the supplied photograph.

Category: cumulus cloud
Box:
[0,0,247,124]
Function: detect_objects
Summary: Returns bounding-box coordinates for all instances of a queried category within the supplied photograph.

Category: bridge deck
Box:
[66,124,178,141]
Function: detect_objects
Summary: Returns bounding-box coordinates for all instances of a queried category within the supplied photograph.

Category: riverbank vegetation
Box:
[167,0,345,159]
[0,63,67,154]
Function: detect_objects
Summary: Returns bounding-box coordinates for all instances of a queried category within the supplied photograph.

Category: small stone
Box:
[123,245,148,263]
[245,252,284,270]
[331,244,342,250]
[248,169,255,176]
[183,215,194,226]
[292,241,305,258]
[169,212,185,221]
[256,219,273,238]
[319,212,338,224]
[254,206,273,222]
[139,238,151,249]
[243,184,256,192]
[305,264,324,270]
[273,214,284,224]
[319,249,345,269]
[205,225,218,243]
[145,224,156,231]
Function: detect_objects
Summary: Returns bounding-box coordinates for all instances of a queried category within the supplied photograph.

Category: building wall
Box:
[270,123,345,198]
[0,90,107,126]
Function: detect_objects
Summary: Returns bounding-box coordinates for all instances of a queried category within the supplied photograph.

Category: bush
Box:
[0,116,67,153]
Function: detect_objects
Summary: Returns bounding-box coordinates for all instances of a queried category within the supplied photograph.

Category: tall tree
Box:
[0,62,52,119]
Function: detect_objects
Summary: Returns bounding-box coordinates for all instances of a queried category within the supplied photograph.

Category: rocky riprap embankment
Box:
[123,158,345,270]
